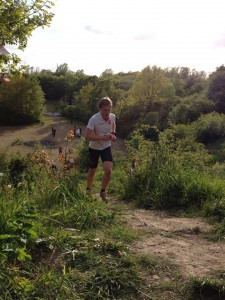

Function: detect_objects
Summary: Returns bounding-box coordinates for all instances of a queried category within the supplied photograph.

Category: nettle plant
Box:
[0,199,39,262]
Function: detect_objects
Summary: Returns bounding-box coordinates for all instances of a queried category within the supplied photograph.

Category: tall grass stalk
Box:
[123,136,225,211]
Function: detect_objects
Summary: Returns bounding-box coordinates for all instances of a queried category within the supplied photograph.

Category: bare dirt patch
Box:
[0,114,125,160]
[0,114,85,160]
[119,203,225,278]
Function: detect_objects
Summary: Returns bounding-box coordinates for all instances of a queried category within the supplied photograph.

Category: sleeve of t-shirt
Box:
[87,116,95,130]
[111,114,116,125]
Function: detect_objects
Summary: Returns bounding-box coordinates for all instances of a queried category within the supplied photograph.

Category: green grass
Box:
[2,132,225,299]
[187,275,225,300]
[207,137,225,163]
[45,100,59,113]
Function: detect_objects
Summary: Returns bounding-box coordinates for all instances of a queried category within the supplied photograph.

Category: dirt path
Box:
[118,202,225,278]
[0,114,125,160]
[0,114,86,160]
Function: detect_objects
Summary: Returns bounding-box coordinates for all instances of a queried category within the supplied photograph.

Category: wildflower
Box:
[65,130,75,141]
[0,173,3,177]
[7,185,12,189]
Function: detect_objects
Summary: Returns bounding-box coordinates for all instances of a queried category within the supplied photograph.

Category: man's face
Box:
[100,104,112,120]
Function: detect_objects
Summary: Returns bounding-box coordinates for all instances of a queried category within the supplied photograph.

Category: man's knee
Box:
[88,168,97,176]
[103,163,113,175]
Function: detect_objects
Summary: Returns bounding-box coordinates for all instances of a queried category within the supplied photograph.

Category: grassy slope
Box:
[1,110,225,299]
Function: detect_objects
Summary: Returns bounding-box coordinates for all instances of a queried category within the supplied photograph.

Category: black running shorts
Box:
[88,146,113,169]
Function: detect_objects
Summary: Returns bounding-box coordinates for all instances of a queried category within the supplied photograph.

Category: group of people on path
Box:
[51,126,82,139]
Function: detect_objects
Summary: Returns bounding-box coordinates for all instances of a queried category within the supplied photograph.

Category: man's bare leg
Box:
[87,168,97,190]
[101,161,113,190]
[100,161,113,202]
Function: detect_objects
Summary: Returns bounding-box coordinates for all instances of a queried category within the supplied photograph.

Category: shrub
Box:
[136,124,160,142]
[0,76,45,125]
[169,94,215,125]
[77,139,90,172]
[160,123,196,145]
[122,133,224,210]
[194,112,225,144]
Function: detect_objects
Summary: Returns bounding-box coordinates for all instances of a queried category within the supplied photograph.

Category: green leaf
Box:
[17,247,32,261]
[27,228,38,239]
[0,234,17,239]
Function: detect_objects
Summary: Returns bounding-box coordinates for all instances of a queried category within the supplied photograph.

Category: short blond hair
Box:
[98,97,112,109]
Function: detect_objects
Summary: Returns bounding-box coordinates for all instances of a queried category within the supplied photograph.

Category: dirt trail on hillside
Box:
[1,115,225,279]
[0,114,85,160]
[0,114,125,160]
[115,201,225,278]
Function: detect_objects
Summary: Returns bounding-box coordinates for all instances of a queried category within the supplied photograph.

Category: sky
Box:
[11,0,225,76]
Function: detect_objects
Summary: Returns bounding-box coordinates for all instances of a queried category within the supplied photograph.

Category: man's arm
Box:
[112,121,116,135]
[85,128,111,141]
[110,121,117,142]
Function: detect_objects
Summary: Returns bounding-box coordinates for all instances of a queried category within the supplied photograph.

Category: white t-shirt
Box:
[87,111,116,150]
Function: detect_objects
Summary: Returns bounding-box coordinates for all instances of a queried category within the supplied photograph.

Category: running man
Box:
[85,97,116,202]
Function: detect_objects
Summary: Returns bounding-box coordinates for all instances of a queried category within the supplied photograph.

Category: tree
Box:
[64,70,95,104]
[129,66,175,111]
[113,71,138,91]
[207,65,225,113]
[0,0,55,72]
[0,76,45,124]
[37,74,65,101]
[89,77,122,111]
[118,66,175,133]
[76,82,95,120]
[55,63,69,76]
[194,112,225,144]
[100,68,114,77]
[169,94,215,125]
[165,67,185,97]
[165,67,207,97]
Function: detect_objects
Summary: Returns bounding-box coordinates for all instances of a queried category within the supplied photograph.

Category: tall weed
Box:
[0,195,39,262]
[123,132,225,210]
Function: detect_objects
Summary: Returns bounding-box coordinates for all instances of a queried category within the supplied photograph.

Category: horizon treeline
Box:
[1,63,225,145]
[34,63,225,141]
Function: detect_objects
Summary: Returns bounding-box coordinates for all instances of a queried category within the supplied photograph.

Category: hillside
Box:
[1,114,225,299]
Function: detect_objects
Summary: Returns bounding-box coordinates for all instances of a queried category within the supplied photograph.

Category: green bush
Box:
[77,139,90,172]
[136,124,160,142]
[161,123,195,142]
[122,133,225,210]
[203,197,225,222]
[169,94,215,125]
[194,112,225,144]
[0,76,45,125]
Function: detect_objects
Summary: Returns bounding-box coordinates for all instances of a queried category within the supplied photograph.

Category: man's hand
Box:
[110,134,117,142]
[102,134,112,141]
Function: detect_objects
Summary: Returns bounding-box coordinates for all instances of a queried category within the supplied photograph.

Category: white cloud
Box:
[13,0,225,75]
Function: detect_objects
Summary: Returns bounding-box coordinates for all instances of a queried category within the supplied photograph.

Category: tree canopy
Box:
[207,65,225,113]
[0,76,45,124]
[0,0,55,72]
